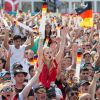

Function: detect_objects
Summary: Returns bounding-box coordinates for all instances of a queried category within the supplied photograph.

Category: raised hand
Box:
[96,44,100,53]
[94,72,100,78]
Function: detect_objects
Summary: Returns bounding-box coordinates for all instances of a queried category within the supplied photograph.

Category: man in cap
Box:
[83,51,91,64]
[35,85,47,100]
[14,69,34,100]
[79,80,90,93]
[80,72,100,100]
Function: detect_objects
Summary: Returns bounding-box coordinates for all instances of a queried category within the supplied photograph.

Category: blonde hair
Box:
[79,93,91,100]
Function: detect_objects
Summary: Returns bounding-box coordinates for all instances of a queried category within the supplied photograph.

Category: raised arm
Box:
[37,38,44,64]
[5,50,11,71]
[71,43,78,69]
[26,12,40,23]
[20,62,43,99]
[25,32,34,50]
[95,44,100,66]
[55,27,66,64]
[3,29,9,50]
[5,13,15,23]
[88,73,100,100]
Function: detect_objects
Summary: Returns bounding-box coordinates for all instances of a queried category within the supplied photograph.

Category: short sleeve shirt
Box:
[9,45,26,72]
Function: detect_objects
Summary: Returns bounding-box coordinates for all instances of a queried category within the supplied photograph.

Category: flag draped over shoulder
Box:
[5,0,19,12]
[76,2,93,28]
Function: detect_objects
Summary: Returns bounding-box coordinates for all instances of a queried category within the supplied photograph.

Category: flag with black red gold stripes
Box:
[76,2,93,28]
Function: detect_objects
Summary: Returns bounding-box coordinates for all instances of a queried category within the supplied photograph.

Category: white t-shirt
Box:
[20,58,30,73]
[9,45,26,73]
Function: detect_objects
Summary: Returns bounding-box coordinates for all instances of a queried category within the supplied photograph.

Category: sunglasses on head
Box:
[3,77,11,81]
[37,89,46,94]
[1,87,13,92]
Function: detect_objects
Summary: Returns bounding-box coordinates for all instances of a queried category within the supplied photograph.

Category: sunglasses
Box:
[69,92,78,96]
[82,73,88,75]
[18,20,23,22]
[3,77,11,81]
[1,87,13,92]
[37,89,46,94]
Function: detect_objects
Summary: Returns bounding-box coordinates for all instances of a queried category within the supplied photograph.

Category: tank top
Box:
[38,59,58,89]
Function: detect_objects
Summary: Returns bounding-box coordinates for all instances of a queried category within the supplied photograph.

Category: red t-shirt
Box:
[38,59,58,88]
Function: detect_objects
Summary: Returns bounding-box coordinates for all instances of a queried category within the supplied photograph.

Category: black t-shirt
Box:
[15,85,34,97]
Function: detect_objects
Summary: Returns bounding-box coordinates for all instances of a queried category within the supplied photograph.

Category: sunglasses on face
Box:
[69,92,78,96]
[82,73,88,75]
[18,20,23,22]
[25,52,28,55]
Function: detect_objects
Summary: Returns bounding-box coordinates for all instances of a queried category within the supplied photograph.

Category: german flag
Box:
[34,55,38,63]
[42,2,47,13]
[76,2,93,28]
[29,59,34,65]
[77,52,82,63]
[75,51,82,82]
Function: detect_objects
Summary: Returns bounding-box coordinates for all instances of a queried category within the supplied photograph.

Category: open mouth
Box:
[49,56,51,59]
[7,94,10,97]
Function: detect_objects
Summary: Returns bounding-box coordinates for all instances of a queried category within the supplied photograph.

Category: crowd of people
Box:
[0,8,100,100]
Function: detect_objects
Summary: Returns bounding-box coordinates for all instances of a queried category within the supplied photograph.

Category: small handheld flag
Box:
[75,50,82,82]
[39,3,47,39]
[42,3,47,14]
[34,55,38,63]
[56,25,61,37]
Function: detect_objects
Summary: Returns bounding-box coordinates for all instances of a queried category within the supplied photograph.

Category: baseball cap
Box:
[79,80,90,87]
[83,51,91,58]
[12,63,23,70]
[35,85,46,93]
[14,69,27,77]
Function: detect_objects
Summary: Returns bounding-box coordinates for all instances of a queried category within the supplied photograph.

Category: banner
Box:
[5,0,19,12]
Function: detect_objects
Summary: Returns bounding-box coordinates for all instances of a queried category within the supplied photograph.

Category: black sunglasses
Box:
[69,91,78,96]
[1,87,13,92]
